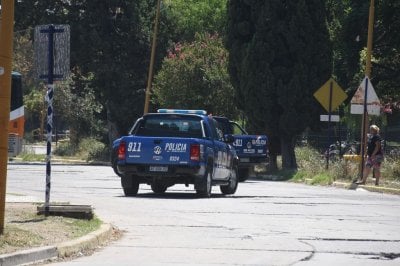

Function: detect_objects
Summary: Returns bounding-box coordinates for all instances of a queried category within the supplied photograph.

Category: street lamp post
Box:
[143,0,161,114]
[359,0,375,180]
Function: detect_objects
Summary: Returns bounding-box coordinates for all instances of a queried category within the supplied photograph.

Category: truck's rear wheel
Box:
[111,148,122,177]
[196,169,212,198]
[151,182,168,194]
[121,175,139,196]
[220,166,238,195]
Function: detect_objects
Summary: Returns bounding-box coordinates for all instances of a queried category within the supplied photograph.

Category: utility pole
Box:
[143,0,161,114]
[359,0,375,180]
[0,0,15,235]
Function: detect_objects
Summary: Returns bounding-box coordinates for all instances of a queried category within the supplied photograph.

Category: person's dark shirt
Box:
[367,134,382,156]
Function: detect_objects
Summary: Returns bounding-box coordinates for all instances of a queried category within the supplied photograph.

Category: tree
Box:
[327,0,400,105]
[55,72,103,146]
[13,0,233,147]
[370,1,400,102]
[12,29,45,137]
[14,0,159,145]
[226,0,332,170]
[152,33,238,117]
[326,0,400,135]
[162,0,228,42]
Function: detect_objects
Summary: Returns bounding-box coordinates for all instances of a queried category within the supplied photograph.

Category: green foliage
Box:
[162,0,227,42]
[55,137,109,162]
[293,145,400,186]
[13,0,400,154]
[13,30,46,134]
[153,33,238,117]
[78,138,109,162]
[55,73,104,146]
[54,142,77,157]
[19,153,46,162]
[68,1,158,136]
[226,1,332,169]
[291,171,307,183]
[326,0,400,107]
[309,173,334,185]
[68,216,102,238]
[382,157,400,182]
[14,0,157,138]
[294,146,345,184]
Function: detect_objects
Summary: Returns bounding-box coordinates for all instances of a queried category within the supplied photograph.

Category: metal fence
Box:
[297,125,400,157]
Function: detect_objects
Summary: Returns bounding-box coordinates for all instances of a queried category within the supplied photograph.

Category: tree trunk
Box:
[280,136,297,170]
[268,135,280,171]
[269,154,278,171]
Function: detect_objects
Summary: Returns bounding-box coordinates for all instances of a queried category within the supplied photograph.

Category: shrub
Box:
[54,142,77,157]
[54,137,110,162]
[295,145,351,184]
[310,173,333,185]
[78,138,109,162]
[382,157,400,182]
[294,145,400,185]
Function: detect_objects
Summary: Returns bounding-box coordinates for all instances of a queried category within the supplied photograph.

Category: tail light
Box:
[118,141,126,160]
[190,144,200,161]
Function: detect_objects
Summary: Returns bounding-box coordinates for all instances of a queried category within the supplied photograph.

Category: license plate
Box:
[240,157,250,163]
[149,166,168,172]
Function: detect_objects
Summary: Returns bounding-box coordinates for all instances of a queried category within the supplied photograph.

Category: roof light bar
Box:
[157,109,207,115]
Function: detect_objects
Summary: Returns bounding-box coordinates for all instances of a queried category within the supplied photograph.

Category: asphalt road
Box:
[6,164,400,266]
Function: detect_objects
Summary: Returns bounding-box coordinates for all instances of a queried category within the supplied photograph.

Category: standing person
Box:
[356,125,384,185]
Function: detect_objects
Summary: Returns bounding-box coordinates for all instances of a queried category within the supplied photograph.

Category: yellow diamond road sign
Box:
[313,78,347,112]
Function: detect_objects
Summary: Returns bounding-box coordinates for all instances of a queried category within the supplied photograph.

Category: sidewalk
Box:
[332,180,400,195]
[254,174,400,195]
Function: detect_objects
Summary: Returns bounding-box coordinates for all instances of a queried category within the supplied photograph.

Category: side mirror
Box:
[224,134,235,144]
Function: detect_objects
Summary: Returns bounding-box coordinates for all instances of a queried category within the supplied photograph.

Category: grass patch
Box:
[0,226,42,250]
[309,173,333,185]
[292,171,307,183]
[66,216,102,238]
[1,203,103,255]
[54,137,109,162]
[288,145,400,186]
[382,157,400,182]
[20,153,46,162]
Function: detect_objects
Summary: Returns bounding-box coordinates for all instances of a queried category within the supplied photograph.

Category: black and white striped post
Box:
[45,83,54,215]
[43,25,57,216]
[36,24,69,216]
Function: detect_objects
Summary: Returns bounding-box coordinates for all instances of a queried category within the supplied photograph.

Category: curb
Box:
[253,176,400,196]
[57,223,113,258]
[0,246,57,266]
[332,181,400,195]
[0,223,113,266]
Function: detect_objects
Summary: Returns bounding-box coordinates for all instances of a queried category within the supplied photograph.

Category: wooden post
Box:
[0,0,15,234]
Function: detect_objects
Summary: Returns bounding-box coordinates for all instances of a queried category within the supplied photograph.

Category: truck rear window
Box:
[135,115,204,138]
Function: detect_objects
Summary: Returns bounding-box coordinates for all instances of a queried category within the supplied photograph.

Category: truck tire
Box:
[220,166,238,195]
[111,149,122,177]
[196,169,212,198]
[238,168,249,182]
[121,174,139,196]
[151,182,168,194]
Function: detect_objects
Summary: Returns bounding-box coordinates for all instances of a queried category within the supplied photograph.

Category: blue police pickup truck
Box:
[213,117,268,182]
[112,109,239,197]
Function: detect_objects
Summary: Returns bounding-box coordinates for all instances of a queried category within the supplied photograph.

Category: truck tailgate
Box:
[122,136,200,166]
[233,135,267,157]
